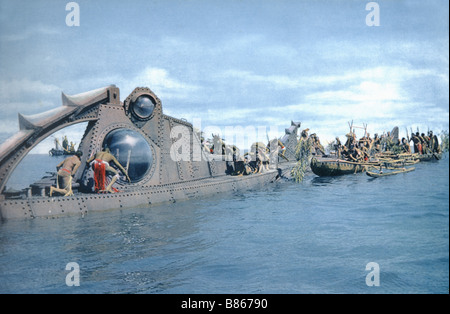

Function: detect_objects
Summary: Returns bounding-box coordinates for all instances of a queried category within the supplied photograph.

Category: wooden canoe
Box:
[310,158,370,177]
[417,152,443,161]
[379,158,420,167]
[377,151,442,162]
[366,167,415,178]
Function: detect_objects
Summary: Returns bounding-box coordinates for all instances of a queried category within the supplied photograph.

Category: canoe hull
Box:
[366,167,415,178]
[417,153,443,162]
[310,158,367,177]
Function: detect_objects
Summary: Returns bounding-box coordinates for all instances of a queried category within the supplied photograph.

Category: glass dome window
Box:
[130,95,155,120]
[103,129,153,183]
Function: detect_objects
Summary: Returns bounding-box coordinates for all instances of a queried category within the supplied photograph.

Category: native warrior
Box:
[401,137,411,153]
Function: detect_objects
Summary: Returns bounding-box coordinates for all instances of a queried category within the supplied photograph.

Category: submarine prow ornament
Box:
[0,85,299,220]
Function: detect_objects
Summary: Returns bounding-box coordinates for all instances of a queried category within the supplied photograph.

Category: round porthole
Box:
[130,95,155,120]
[103,129,153,183]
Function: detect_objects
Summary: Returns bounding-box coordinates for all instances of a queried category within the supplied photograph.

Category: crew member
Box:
[86,147,131,193]
[62,135,69,152]
[49,151,83,196]
[69,141,76,154]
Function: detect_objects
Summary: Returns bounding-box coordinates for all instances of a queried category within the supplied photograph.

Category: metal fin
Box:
[62,85,115,107]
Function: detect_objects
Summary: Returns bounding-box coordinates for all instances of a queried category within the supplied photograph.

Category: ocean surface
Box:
[0,154,448,294]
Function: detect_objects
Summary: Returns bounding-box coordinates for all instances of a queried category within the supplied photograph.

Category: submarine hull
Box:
[0,85,300,220]
[1,169,282,220]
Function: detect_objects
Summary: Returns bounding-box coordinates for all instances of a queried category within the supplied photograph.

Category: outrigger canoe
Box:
[366,167,415,178]
[376,151,442,162]
[417,152,443,162]
[310,158,377,177]
[378,158,419,167]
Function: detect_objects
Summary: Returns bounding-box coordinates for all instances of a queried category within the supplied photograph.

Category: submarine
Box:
[0,85,301,220]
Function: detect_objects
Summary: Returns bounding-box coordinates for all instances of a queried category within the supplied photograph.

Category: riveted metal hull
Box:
[0,85,298,220]
[0,170,280,220]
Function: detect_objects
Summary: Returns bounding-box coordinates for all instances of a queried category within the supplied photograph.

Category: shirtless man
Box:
[421,133,430,154]
[411,132,422,154]
[401,137,411,153]
[372,134,381,152]
[49,151,82,196]
[334,137,342,158]
[86,147,131,193]
[348,147,363,162]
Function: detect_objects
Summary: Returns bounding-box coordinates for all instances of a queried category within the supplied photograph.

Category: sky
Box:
[0,0,448,153]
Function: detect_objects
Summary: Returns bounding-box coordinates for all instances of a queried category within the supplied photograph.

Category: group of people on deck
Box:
[49,147,130,197]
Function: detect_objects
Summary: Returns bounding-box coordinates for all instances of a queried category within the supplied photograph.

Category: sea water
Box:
[0,154,448,294]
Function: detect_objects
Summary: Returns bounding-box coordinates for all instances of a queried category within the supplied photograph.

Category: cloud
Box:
[0,78,60,133]
[221,70,304,89]
[221,66,444,90]
[1,26,60,42]
[307,81,404,102]
[0,119,20,135]
[138,68,195,91]
[303,80,406,121]
[119,67,200,101]
[213,64,448,143]
[0,79,60,102]
[302,66,446,117]
[54,66,202,104]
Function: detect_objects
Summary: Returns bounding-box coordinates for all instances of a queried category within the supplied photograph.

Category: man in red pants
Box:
[86,147,131,193]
